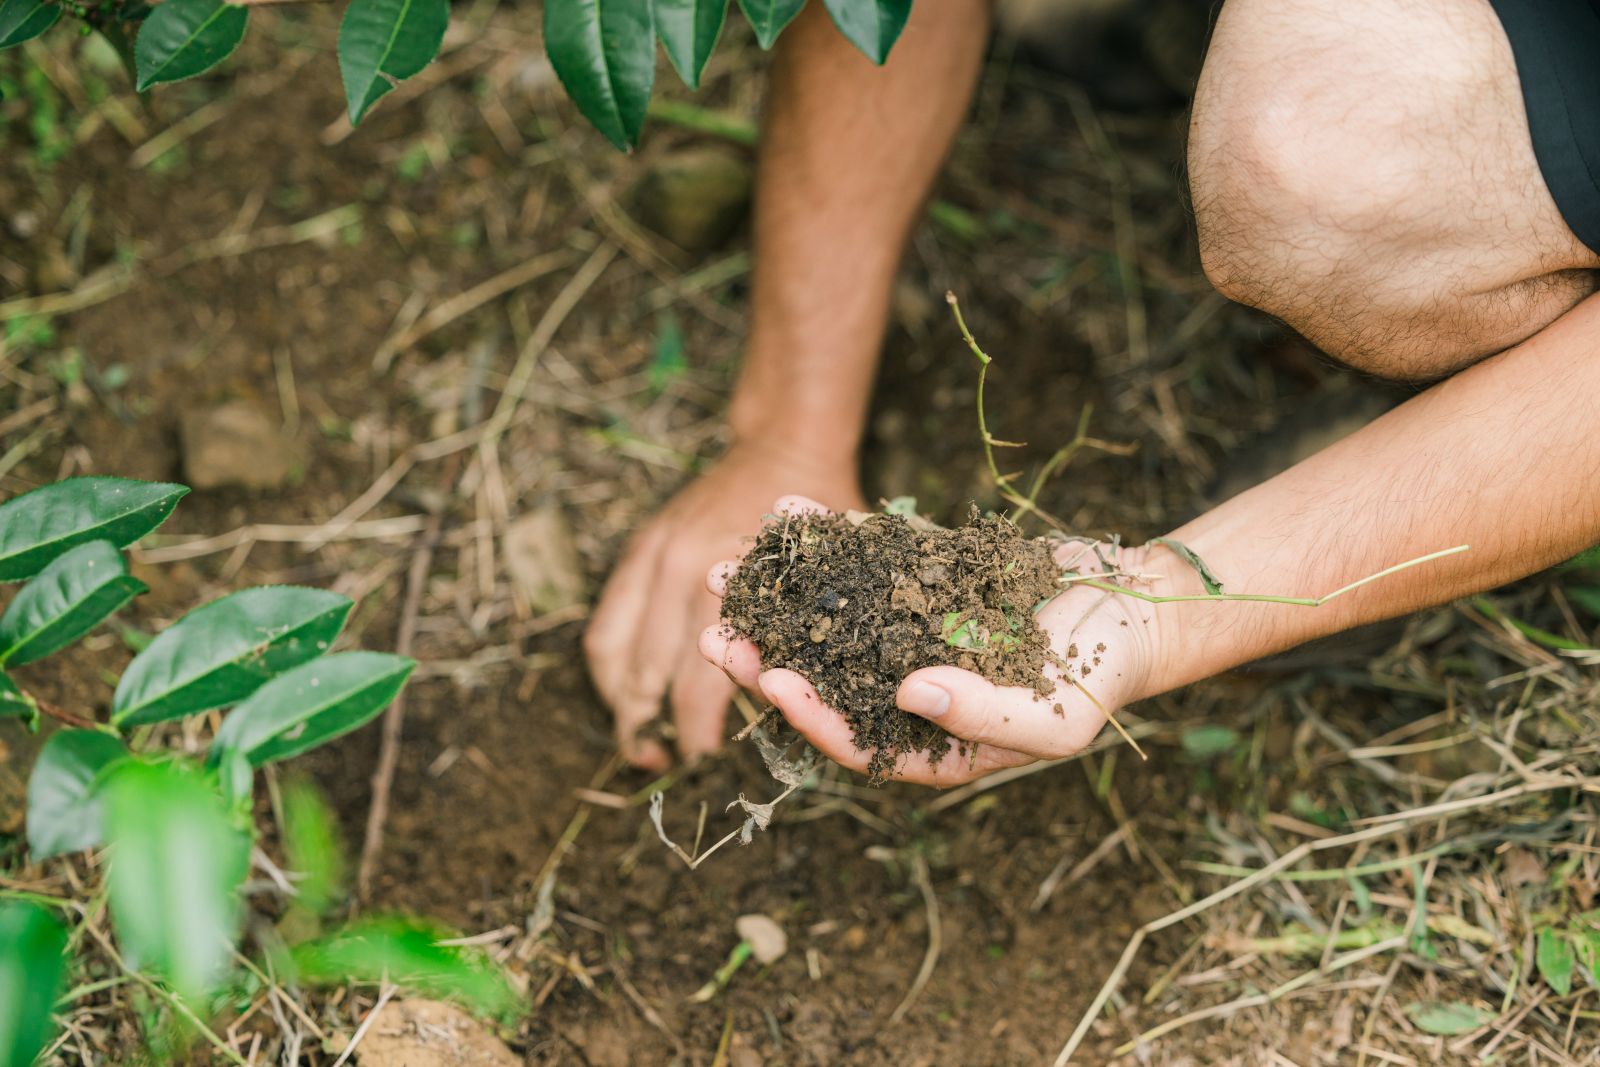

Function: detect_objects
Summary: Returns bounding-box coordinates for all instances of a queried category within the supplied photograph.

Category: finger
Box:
[761,669,1034,786]
[896,665,1104,758]
[670,635,735,760]
[706,559,740,598]
[699,625,764,691]
[772,494,832,518]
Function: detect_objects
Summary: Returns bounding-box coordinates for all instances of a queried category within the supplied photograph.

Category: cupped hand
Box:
[698,496,1156,786]
[585,451,864,770]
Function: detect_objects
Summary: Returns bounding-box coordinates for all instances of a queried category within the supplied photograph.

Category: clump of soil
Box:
[721,508,1063,779]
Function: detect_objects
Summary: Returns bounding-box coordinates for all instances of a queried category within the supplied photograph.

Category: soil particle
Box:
[721,509,1061,779]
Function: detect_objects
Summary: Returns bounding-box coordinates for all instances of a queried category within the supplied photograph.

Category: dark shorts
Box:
[1489,0,1600,254]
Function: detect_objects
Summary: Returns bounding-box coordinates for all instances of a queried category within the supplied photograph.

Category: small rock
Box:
[808,616,834,643]
[889,582,929,615]
[916,563,951,588]
[180,402,297,491]
[503,505,587,615]
[736,913,788,964]
[633,147,753,253]
[344,999,518,1067]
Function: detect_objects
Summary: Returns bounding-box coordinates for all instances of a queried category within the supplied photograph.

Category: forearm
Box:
[1136,294,1600,697]
[730,0,991,464]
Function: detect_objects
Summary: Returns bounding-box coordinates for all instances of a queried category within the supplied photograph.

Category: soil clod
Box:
[721,508,1062,779]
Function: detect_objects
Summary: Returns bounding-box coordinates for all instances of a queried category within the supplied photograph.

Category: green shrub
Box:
[0,478,516,1065]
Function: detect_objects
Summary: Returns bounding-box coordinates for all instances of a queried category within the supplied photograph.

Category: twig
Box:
[370,249,576,372]
[888,852,941,1024]
[330,983,396,1067]
[356,458,458,899]
[28,694,98,731]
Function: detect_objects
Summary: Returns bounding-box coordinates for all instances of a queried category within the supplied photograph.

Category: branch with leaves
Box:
[2,0,914,143]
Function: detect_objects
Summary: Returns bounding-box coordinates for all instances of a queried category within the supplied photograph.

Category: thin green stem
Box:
[1075,544,1470,608]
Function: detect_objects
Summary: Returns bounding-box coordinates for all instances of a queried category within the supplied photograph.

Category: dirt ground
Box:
[4,4,1600,1065]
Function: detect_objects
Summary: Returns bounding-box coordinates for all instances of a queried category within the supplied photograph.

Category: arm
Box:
[585,0,992,768]
[1134,293,1600,698]
[703,295,1600,783]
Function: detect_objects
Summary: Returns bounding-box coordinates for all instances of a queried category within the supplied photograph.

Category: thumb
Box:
[896,666,1103,758]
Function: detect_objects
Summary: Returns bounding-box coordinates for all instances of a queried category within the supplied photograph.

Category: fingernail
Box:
[900,680,950,718]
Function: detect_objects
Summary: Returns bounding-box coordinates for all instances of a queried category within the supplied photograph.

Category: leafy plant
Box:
[0,477,519,1061]
[2,0,913,148]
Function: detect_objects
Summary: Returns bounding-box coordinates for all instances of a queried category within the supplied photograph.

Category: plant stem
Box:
[1074,544,1470,608]
[30,693,98,730]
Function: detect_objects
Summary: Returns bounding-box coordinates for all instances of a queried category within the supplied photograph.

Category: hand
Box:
[585,449,865,770]
[699,497,1159,786]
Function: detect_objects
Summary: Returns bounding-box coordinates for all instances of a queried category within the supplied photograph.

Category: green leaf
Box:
[26,729,127,861]
[1567,585,1600,619]
[134,0,247,90]
[737,0,804,48]
[112,586,353,727]
[280,778,345,916]
[210,651,415,766]
[337,0,448,125]
[544,0,655,150]
[1537,927,1575,996]
[1150,536,1225,595]
[290,916,523,1020]
[0,477,186,583]
[0,541,145,667]
[0,901,67,1067]
[1180,724,1240,761]
[655,0,726,89]
[821,0,909,63]
[0,674,38,731]
[102,759,250,1003]
[0,0,60,49]
[1559,545,1600,572]
[883,496,919,518]
[1406,1000,1492,1036]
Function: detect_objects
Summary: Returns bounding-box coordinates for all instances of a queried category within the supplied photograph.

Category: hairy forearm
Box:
[1135,293,1600,697]
[729,0,991,463]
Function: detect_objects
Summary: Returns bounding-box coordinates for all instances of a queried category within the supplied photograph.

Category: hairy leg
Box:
[1189,0,1600,378]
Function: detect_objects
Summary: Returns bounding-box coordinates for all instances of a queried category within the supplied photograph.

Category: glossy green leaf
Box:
[112,586,352,727]
[0,0,60,49]
[544,0,655,150]
[290,916,523,1020]
[102,760,249,1003]
[281,778,345,916]
[655,0,726,89]
[134,0,248,91]
[0,478,185,583]
[337,0,448,125]
[737,0,804,48]
[1538,927,1575,996]
[26,729,127,861]
[0,542,145,668]
[1406,1000,1492,1036]
[210,651,414,766]
[821,0,909,63]
[0,902,67,1067]
[0,674,38,731]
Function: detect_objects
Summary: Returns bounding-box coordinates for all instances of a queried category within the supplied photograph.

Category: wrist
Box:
[727,385,866,469]
[1069,540,1206,705]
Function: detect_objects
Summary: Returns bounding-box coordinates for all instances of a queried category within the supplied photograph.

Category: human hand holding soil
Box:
[699,496,1158,786]
[585,453,864,770]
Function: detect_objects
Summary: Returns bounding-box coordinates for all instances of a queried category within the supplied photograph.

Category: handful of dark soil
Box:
[721,508,1064,780]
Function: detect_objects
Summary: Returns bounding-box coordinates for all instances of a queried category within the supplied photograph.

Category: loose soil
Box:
[721,509,1062,778]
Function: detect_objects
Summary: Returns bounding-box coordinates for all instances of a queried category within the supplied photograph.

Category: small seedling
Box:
[0,477,520,1063]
